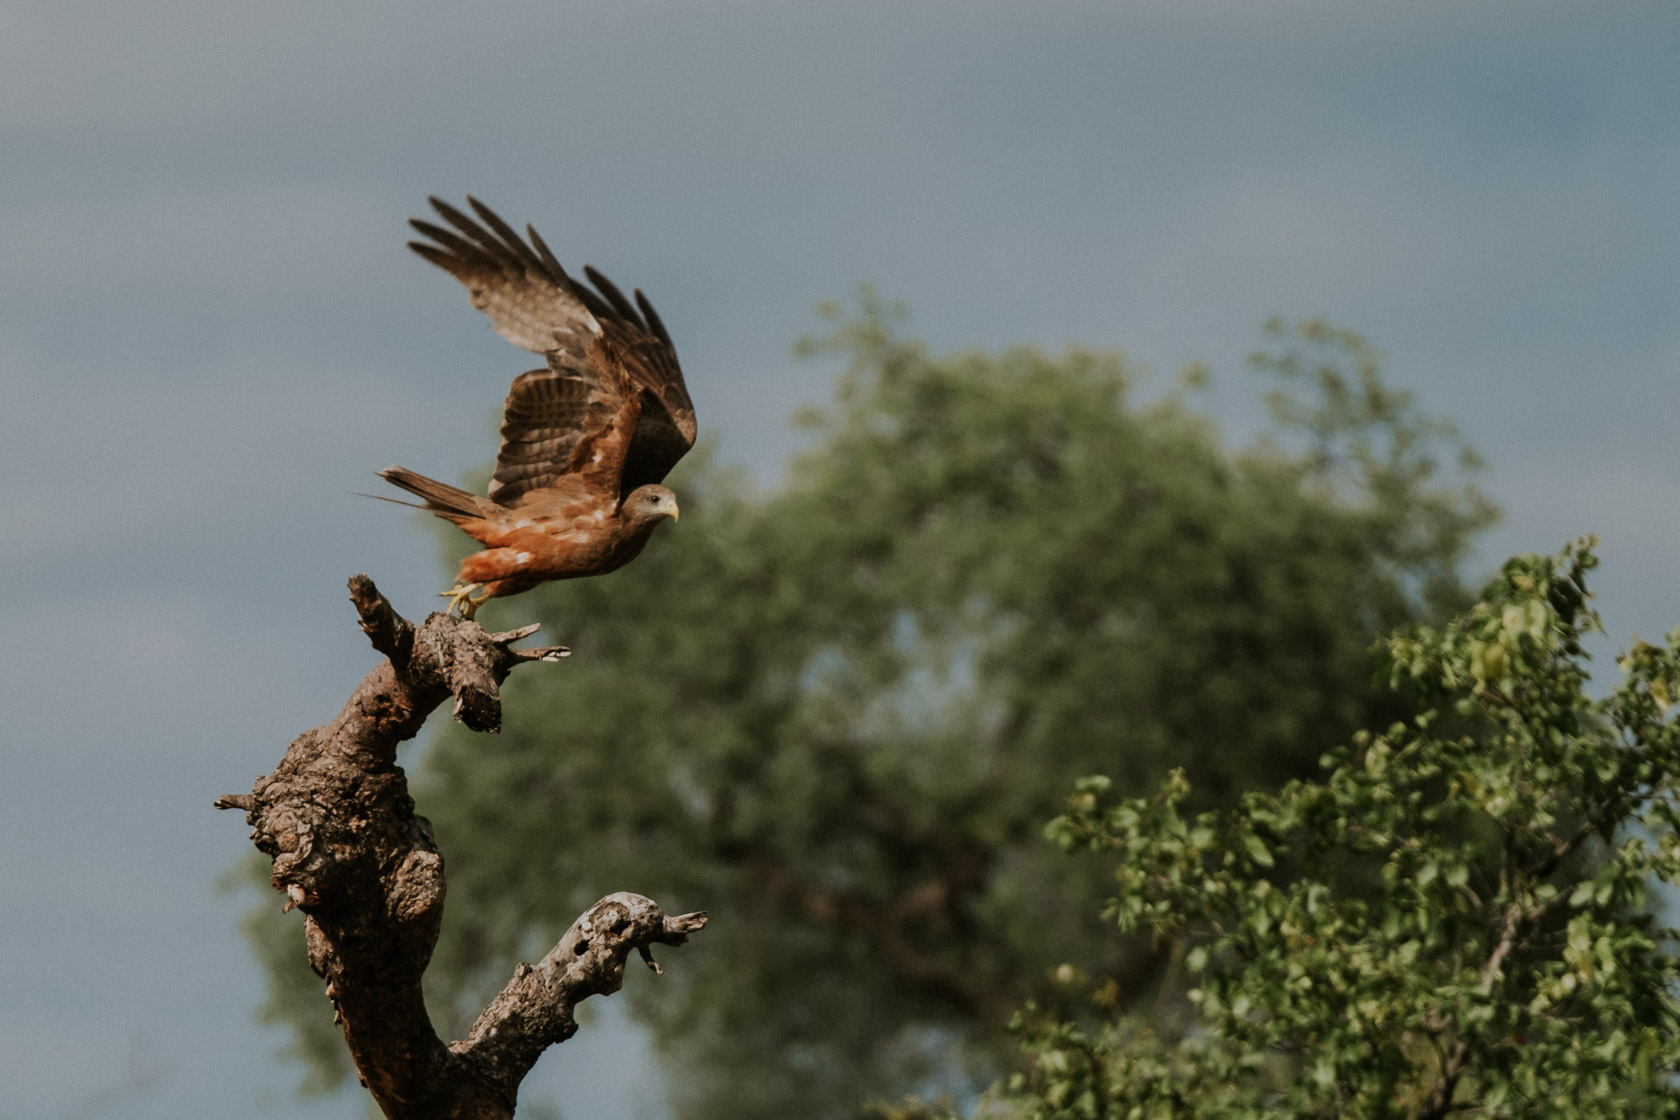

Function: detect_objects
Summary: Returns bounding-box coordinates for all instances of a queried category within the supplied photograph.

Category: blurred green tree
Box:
[1004,542,1680,1119]
[247,295,1494,1117]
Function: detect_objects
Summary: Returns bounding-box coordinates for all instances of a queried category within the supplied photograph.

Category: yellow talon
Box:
[440,583,490,620]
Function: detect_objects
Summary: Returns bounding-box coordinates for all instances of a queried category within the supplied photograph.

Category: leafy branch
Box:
[1019,541,1680,1118]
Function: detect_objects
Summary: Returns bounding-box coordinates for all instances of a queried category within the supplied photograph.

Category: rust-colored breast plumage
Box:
[456,487,641,590]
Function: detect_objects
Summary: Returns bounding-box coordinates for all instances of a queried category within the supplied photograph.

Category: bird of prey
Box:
[378,196,696,619]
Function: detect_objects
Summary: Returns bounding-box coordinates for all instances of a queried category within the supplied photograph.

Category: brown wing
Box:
[409,197,697,498]
[581,266,697,495]
[490,341,642,508]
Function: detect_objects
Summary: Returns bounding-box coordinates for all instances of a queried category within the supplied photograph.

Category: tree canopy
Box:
[249,296,1495,1118]
[1002,542,1680,1118]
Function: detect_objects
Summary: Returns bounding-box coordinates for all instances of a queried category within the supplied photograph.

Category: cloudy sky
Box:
[2,2,1677,1117]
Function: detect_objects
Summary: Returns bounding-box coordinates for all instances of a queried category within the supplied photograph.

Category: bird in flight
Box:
[379,196,696,619]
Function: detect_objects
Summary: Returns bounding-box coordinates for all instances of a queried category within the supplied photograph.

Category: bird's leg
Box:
[440,583,490,620]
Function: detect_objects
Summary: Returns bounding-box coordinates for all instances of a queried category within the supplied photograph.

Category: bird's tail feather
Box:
[376,466,490,525]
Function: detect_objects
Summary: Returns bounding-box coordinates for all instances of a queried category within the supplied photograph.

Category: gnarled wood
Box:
[218,574,704,1119]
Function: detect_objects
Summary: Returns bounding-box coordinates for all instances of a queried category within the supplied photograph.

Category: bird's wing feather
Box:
[491,339,642,508]
[488,363,602,506]
[596,316,697,496]
[410,197,698,497]
[409,196,601,355]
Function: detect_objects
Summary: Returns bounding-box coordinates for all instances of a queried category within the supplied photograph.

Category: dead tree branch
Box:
[217,574,704,1119]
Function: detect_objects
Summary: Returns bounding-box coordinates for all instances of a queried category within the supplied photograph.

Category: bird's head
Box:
[623,484,681,527]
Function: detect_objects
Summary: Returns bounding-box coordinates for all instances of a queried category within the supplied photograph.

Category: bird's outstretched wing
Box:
[409,197,697,499]
[491,345,641,508]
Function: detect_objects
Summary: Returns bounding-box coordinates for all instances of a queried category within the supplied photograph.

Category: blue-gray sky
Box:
[2,3,1677,1117]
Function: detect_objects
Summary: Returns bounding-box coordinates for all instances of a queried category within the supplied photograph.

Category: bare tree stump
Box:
[217,575,705,1119]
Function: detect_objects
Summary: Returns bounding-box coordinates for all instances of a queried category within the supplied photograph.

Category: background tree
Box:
[249,296,1495,1117]
[1009,542,1680,1118]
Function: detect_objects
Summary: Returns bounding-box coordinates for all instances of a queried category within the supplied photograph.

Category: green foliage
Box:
[247,296,1493,1116]
[1016,542,1680,1118]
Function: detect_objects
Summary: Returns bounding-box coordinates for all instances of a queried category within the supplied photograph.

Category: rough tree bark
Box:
[217,575,705,1119]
